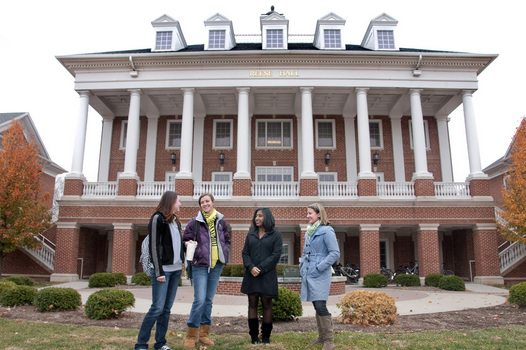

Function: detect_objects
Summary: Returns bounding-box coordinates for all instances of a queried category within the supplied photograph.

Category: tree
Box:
[498,118,526,244]
[0,120,52,275]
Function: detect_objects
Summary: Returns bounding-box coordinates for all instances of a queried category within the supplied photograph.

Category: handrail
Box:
[434,182,470,198]
[318,181,358,198]
[137,182,175,197]
[251,182,299,198]
[83,182,118,197]
[24,234,55,271]
[377,182,415,198]
[193,181,233,198]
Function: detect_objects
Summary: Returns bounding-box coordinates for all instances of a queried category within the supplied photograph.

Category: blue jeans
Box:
[135,269,182,349]
[186,262,223,328]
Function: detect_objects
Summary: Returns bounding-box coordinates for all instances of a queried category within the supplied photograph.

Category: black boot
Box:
[261,322,273,344]
[248,318,260,344]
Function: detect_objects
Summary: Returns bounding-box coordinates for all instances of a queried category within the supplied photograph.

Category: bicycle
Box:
[441,264,454,276]
[380,266,394,283]
[340,264,360,284]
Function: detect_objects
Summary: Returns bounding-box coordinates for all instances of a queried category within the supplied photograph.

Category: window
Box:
[155,31,173,50]
[408,120,430,149]
[324,29,341,48]
[256,167,293,182]
[318,172,337,182]
[213,120,233,149]
[120,121,128,149]
[279,242,290,264]
[316,120,335,148]
[369,120,384,149]
[256,120,292,149]
[212,172,232,182]
[208,30,226,49]
[266,29,283,48]
[166,121,182,148]
[377,30,395,49]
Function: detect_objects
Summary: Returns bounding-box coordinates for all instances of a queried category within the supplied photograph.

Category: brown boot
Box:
[310,313,324,345]
[319,315,335,350]
[184,326,199,349]
[198,324,215,346]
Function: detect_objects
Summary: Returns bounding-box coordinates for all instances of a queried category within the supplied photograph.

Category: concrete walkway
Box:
[53,279,509,318]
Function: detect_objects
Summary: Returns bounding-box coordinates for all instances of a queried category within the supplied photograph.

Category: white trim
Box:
[409,119,430,150]
[315,119,336,149]
[165,171,178,182]
[213,119,233,149]
[255,119,294,149]
[165,120,182,150]
[119,121,128,150]
[369,119,384,150]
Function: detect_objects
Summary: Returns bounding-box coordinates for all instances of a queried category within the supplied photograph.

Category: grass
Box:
[1,319,525,349]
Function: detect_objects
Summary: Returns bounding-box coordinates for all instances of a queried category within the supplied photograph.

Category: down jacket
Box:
[149,212,185,278]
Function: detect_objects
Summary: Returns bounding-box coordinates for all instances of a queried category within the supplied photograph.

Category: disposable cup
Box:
[186,241,197,261]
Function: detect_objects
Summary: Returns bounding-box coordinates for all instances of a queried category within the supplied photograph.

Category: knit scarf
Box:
[306,219,321,237]
[202,209,218,268]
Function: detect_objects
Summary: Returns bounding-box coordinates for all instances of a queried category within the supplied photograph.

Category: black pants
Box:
[312,300,330,316]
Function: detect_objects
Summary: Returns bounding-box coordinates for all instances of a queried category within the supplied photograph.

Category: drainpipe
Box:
[77,258,84,280]
[469,260,475,281]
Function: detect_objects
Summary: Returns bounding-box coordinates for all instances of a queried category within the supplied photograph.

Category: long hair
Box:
[308,202,330,226]
[250,207,275,232]
[155,191,179,224]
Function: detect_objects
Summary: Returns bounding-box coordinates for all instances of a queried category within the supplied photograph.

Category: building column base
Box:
[50,273,80,282]
[473,276,504,285]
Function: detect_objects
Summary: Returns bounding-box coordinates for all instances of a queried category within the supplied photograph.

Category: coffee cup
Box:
[186,241,197,261]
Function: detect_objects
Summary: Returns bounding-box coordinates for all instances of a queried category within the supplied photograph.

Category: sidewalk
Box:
[55,280,509,318]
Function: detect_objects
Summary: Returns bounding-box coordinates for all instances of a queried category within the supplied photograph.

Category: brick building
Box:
[45,8,518,284]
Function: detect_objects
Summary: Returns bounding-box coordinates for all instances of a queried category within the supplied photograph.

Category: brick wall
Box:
[216,278,345,296]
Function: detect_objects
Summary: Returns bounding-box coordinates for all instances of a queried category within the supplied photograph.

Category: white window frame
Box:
[165,172,177,183]
[208,29,226,49]
[213,119,233,149]
[120,121,128,150]
[377,30,395,50]
[374,172,385,183]
[323,29,341,49]
[279,236,293,265]
[369,119,384,149]
[166,120,182,149]
[318,172,337,182]
[155,31,173,51]
[408,119,430,150]
[265,28,284,49]
[256,166,294,182]
[212,172,232,182]
[256,119,293,149]
[315,119,336,149]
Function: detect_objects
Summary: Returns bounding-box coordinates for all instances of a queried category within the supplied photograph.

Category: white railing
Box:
[500,241,526,273]
[137,182,175,198]
[252,182,299,198]
[24,234,55,271]
[193,182,233,199]
[377,182,415,198]
[83,182,118,197]
[434,182,470,198]
[319,182,358,198]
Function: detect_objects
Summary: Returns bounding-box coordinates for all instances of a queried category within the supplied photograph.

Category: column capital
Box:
[113,223,135,230]
[343,114,356,120]
[300,87,314,93]
[462,90,475,96]
[355,87,369,94]
[473,223,497,231]
[127,88,141,95]
[77,90,91,97]
[236,87,250,93]
[409,88,423,95]
[182,87,195,94]
[418,223,440,231]
[359,224,381,231]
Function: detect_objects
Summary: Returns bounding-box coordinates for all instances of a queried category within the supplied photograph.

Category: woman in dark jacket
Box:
[241,207,282,344]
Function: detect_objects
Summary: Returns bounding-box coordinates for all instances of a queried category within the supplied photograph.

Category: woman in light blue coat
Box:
[299,203,340,350]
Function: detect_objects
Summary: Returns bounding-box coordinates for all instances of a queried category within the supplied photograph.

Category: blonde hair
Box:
[308,203,330,226]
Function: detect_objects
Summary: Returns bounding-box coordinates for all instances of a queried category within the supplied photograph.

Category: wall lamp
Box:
[373,152,380,166]
[325,152,331,165]
[219,152,225,165]
[171,152,176,165]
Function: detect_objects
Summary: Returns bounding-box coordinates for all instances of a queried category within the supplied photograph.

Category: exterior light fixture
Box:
[171,152,176,165]
[219,152,225,165]
[373,152,380,165]
[325,152,331,165]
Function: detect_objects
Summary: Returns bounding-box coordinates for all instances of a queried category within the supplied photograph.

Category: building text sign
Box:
[250,70,299,77]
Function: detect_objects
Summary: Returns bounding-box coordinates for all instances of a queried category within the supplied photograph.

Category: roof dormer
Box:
[260,6,289,50]
[313,12,346,50]
[204,13,236,51]
[361,13,398,51]
[151,14,187,52]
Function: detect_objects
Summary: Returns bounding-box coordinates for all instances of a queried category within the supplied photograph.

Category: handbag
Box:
[185,218,199,279]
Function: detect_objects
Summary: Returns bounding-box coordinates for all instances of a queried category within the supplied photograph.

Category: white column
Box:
[297,115,303,175]
[176,88,195,179]
[144,114,159,182]
[343,114,358,181]
[98,116,114,182]
[436,114,453,182]
[235,88,251,178]
[462,90,486,179]
[300,87,317,178]
[121,89,141,178]
[68,91,90,178]
[356,88,374,178]
[410,89,432,178]
[192,115,205,182]
[390,115,406,181]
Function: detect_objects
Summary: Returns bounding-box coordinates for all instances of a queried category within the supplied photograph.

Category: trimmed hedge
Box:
[0,285,38,306]
[5,275,35,286]
[85,289,135,320]
[425,274,444,287]
[88,273,118,288]
[0,280,17,296]
[395,273,421,287]
[363,273,388,288]
[508,282,526,308]
[258,286,302,320]
[112,273,127,285]
[131,272,152,286]
[34,287,82,312]
[438,275,465,291]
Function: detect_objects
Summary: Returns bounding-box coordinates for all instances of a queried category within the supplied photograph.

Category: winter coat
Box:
[299,224,340,302]
[183,211,230,268]
[149,212,185,278]
[240,229,282,298]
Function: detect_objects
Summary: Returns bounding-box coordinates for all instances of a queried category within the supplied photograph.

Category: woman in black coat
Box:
[241,207,282,344]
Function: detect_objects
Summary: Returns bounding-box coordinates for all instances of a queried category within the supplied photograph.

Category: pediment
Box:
[204,13,231,25]
[317,12,346,25]
[261,12,287,22]
[151,14,178,26]
[370,13,398,25]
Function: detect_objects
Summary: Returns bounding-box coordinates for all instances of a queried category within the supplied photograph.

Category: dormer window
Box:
[324,29,341,48]
[151,14,187,52]
[361,13,398,51]
[208,30,226,49]
[377,30,395,49]
[260,7,288,50]
[313,13,346,50]
[266,29,284,48]
[156,31,173,50]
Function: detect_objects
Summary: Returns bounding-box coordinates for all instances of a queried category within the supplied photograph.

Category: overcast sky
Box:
[1,0,524,182]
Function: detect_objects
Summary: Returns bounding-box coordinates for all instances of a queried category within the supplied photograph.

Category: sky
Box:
[1,0,525,182]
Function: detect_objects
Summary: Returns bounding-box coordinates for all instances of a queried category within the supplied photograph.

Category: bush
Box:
[363,273,388,288]
[508,282,526,308]
[131,272,152,286]
[85,289,135,320]
[0,280,17,296]
[5,275,35,286]
[395,273,421,287]
[258,287,302,320]
[34,287,82,312]
[220,264,232,276]
[337,290,397,326]
[425,274,444,287]
[0,285,38,306]
[112,273,127,285]
[230,264,245,277]
[88,273,117,288]
[438,275,465,291]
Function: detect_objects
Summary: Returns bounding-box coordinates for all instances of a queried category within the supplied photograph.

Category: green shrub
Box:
[337,290,397,326]
[131,272,151,286]
[34,287,82,312]
[84,289,135,320]
[508,282,526,308]
[88,273,117,288]
[363,273,388,288]
[0,285,38,306]
[230,264,245,277]
[276,265,299,276]
[438,275,465,291]
[220,264,233,276]
[0,280,17,296]
[112,273,127,285]
[258,287,302,320]
[5,275,35,286]
[425,274,444,287]
[395,273,421,287]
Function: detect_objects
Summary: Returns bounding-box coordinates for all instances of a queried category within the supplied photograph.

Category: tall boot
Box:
[184,326,199,349]
[261,322,273,344]
[310,313,324,345]
[198,324,215,346]
[248,318,260,344]
[319,315,335,350]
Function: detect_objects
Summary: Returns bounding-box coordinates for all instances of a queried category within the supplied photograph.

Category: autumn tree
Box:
[0,120,52,275]
[498,118,526,245]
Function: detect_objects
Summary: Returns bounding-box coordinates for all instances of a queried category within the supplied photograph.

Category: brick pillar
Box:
[118,178,138,196]
[63,177,84,196]
[358,178,377,196]
[175,178,193,196]
[300,178,318,196]
[416,224,440,276]
[359,224,381,277]
[233,178,252,196]
[50,223,80,282]
[472,224,504,284]
[112,224,136,276]
[469,178,490,196]
[300,224,307,257]
[414,178,435,197]
[229,225,251,264]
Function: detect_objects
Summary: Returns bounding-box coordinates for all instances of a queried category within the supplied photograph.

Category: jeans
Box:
[186,262,223,328]
[135,269,182,349]
[312,300,330,316]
